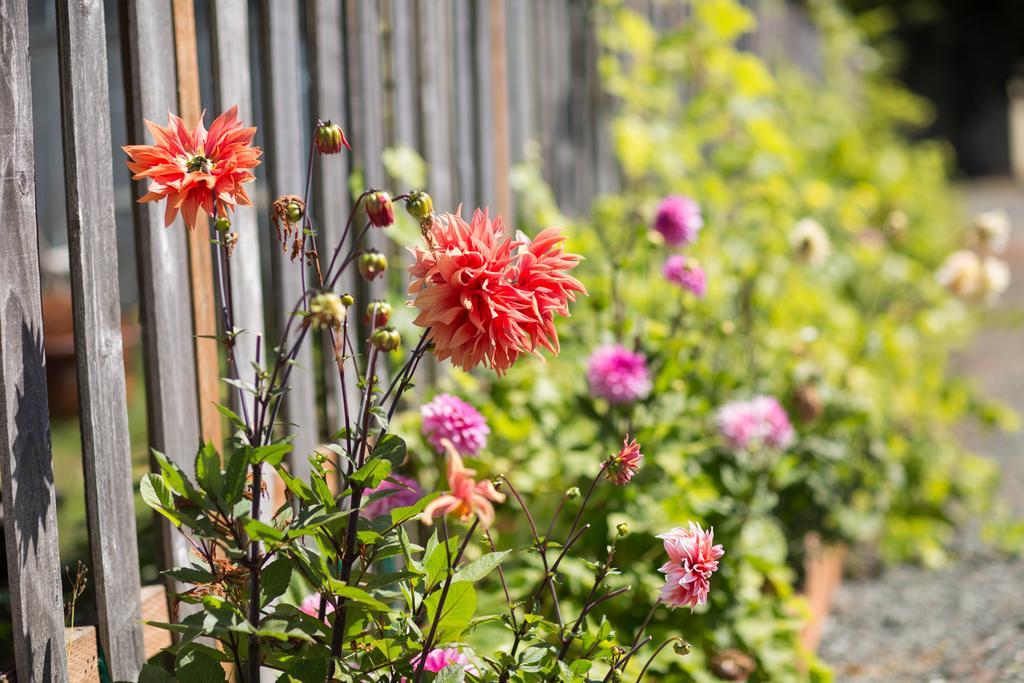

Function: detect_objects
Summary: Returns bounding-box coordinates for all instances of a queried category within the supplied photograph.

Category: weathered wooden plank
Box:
[346,0,389,371]
[119,0,202,579]
[451,0,476,207]
[390,0,418,150]
[54,0,145,677]
[415,0,456,213]
[505,0,532,177]
[210,0,266,424]
[0,2,69,680]
[308,0,357,436]
[172,0,224,448]
[473,0,496,211]
[259,0,319,479]
[489,0,512,220]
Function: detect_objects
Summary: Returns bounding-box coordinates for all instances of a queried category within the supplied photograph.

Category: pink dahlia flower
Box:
[409,648,478,677]
[421,441,505,529]
[717,395,794,450]
[662,255,707,297]
[586,344,652,404]
[408,209,586,375]
[299,593,335,623]
[657,522,724,610]
[603,435,644,485]
[123,106,260,230]
[421,394,490,456]
[653,195,703,246]
[360,475,424,519]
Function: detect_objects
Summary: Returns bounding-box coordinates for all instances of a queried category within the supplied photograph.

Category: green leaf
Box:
[175,645,227,682]
[138,663,176,683]
[424,582,476,642]
[163,566,218,584]
[330,583,391,612]
[371,433,407,466]
[350,457,391,490]
[252,442,292,466]
[390,492,441,527]
[140,474,180,526]
[195,442,223,497]
[260,558,293,607]
[434,664,466,683]
[224,446,249,505]
[424,536,460,588]
[243,518,285,543]
[214,402,245,428]
[453,550,511,583]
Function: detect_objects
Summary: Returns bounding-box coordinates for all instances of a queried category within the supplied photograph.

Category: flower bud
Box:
[365,190,394,227]
[565,486,581,500]
[215,216,232,232]
[616,522,629,537]
[340,293,355,307]
[315,120,350,155]
[286,200,304,224]
[371,326,401,352]
[674,640,692,656]
[405,190,433,222]
[358,249,388,281]
[308,292,346,331]
[366,300,392,327]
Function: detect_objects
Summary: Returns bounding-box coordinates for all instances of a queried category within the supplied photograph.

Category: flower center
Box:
[186,154,213,173]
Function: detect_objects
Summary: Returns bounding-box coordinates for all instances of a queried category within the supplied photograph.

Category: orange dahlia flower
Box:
[408,209,586,375]
[123,106,260,230]
[420,440,505,528]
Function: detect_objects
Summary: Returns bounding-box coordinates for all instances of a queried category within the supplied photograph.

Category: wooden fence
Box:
[0,0,819,680]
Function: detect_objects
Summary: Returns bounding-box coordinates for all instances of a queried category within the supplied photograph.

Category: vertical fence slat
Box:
[347,0,389,357]
[259,0,318,479]
[416,0,455,213]
[172,0,224,447]
[308,0,357,435]
[54,0,145,677]
[472,0,496,211]
[120,0,202,579]
[489,0,512,220]
[506,0,531,180]
[451,0,476,207]
[0,2,70,680]
[390,0,418,150]
[210,0,266,428]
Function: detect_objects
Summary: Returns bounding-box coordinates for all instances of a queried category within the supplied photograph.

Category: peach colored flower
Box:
[657,522,724,609]
[603,435,643,485]
[408,209,585,375]
[420,440,505,528]
[123,106,260,230]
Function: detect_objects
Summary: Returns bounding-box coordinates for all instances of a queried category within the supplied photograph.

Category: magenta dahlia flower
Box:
[717,395,794,450]
[421,394,490,456]
[586,345,652,405]
[360,475,424,519]
[603,435,644,485]
[663,255,707,297]
[299,592,334,623]
[657,522,724,610]
[653,195,703,246]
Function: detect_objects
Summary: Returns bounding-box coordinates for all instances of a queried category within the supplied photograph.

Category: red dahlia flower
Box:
[408,209,586,375]
[123,106,260,230]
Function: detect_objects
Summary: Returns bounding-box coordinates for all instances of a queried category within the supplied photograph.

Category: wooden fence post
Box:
[54,0,146,677]
[308,0,358,438]
[119,0,203,584]
[0,2,70,679]
[415,0,456,213]
[490,0,512,221]
[172,0,224,448]
[258,0,319,479]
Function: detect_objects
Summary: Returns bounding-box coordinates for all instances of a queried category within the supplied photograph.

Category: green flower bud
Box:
[215,216,232,232]
[405,190,434,222]
[366,300,392,327]
[371,326,401,352]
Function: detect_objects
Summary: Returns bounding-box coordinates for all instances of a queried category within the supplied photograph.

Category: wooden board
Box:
[258,0,319,479]
[489,0,512,221]
[0,2,70,679]
[308,0,357,436]
[172,0,224,448]
[54,0,145,677]
[415,0,456,213]
[119,0,203,584]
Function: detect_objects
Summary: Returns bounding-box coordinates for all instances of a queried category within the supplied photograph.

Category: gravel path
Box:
[819,178,1024,682]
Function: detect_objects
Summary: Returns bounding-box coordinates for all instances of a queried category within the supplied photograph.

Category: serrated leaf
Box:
[434,664,466,683]
[371,433,407,466]
[260,558,293,607]
[424,582,476,642]
[331,584,391,612]
[140,474,180,526]
[195,442,222,497]
[453,550,511,583]
[244,518,285,543]
[350,457,391,490]
[252,442,292,466]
